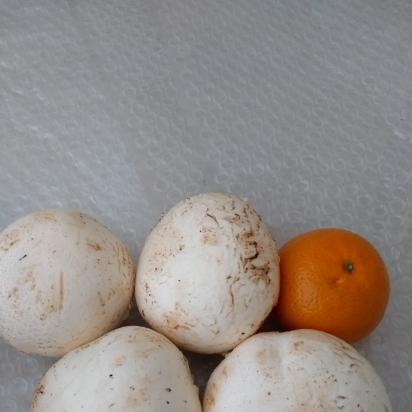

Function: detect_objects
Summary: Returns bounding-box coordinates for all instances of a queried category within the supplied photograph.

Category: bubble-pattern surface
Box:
[0,0,411,411]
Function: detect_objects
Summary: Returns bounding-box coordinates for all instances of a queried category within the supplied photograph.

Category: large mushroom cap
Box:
[204,329,392,412]
[31,326,202,412]
[0,209,135,356]
[136,192,280,354]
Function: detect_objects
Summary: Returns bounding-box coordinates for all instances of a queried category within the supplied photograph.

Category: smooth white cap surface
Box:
[204,329,392,412]
[31,326,202,412]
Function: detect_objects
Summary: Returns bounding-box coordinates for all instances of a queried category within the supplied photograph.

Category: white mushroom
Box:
[31,326,202,412]
[0,209,135,356]
[204,329,392,412]
[136,192,279,354]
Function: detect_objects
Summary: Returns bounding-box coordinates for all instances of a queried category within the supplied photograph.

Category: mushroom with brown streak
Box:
[0,209,135,357]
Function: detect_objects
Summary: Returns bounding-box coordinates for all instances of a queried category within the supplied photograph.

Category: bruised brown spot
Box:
[161,313,196,337]
[7,287,19,301]
[87,241,102,251]
[238,230,253,243]
[227,276,241,310]
[229,286,235,306]
[245,255,271,284]
[37,212,57,222]
[98,292,106,307]
[114,355,126,366]
[126,388,149,408]
[3,239,19,250]
[31,384,45,409]
[256,349,267,363]
[59,272,65,311]
[206,210,219,226]
[78,213,88,225]
[22,271,36,291]
[238,231,271,285]
[174,302,189,316]
[113,243,134,288]
[23,271,35,282]
[0,229,20,251]
[243,241,258,260]
[204,382,218,409]
[35,276,66,319]
[293,340,304,350]
[202,232,219,246]
[243,203,254,219]
[116,244,129,265]
[226,213,241,223]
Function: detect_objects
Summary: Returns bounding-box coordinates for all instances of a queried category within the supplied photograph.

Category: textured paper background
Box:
[1,0,411,410]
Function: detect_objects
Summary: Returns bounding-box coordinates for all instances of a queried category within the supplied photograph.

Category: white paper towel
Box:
[1,0,411,411]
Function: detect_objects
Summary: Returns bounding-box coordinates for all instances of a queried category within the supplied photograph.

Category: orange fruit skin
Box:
[276,228,390,343]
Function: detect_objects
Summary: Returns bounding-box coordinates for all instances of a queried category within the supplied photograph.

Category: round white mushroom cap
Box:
[136,192,280,354]
[0,209,135,356]
[204,329,392,412]
[31,326,202,412]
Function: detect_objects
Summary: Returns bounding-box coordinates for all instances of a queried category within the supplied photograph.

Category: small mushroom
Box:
[204,329,392,412]
[0,209,135,356]
[31,326,202,412]
[136,193,280,354]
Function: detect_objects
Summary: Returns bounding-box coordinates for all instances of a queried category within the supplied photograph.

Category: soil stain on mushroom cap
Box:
[87,241,103,251]
[0,229,21,251]
[136,193,280,354]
